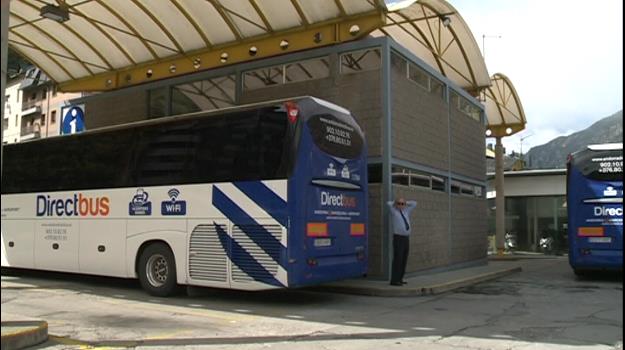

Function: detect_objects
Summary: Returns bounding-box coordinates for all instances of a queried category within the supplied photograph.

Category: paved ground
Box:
[1,256,622,350]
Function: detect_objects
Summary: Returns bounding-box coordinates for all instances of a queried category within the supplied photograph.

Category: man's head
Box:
[394,198,406,208]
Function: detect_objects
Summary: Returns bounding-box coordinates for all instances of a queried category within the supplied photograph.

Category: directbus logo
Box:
[593,206,623,217]
[320,191,357,208]
[36,194,110,217]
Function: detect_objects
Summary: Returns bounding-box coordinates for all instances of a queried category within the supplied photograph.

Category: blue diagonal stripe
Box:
[234,181,288,227]
[212,186,284,268]
[213,222,282,287]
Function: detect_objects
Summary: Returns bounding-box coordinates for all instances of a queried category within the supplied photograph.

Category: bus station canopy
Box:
[483,73,526,137]
[8,0,387,91]
[373,0,490,94]
[5,0,523,133]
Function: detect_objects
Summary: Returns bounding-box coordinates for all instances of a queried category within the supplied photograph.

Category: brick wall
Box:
[240,66,382,158]
[450,108,486,180]
[85,90,148,129]
[367,184,384,277]
[390,57,450,171]
[391,185,451,272]
[450,196,488,264]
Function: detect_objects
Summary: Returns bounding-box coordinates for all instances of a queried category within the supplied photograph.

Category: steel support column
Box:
[381,39,392,280]
[495,136,505,255]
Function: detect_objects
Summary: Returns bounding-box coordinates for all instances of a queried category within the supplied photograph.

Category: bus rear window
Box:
[307,114,363,159]
[572,151,623,181]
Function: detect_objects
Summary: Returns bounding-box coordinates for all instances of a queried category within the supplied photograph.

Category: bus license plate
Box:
[314,238,332,247]
[588,237,612,243]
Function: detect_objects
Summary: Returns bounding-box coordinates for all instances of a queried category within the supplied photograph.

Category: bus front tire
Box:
[138,243,179,297]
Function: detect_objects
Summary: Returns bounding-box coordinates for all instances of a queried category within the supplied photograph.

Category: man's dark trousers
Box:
[391,234,409,284]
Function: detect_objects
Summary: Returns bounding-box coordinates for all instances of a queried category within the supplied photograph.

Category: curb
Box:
[315,266,522,297]
[1,321,48,350]
[488,256,521,261]
[425,266,523,295]
[488,255,561,261]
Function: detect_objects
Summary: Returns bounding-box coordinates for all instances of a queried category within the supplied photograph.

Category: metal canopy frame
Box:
[483,73,526,137]
[7,0,495,99]
[7,0,387,92]
[372,0,490,95]
[7,0,522,137]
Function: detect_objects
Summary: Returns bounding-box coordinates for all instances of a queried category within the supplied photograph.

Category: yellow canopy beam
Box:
[59,12,385,92]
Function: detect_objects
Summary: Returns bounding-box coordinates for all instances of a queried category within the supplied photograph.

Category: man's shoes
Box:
[402,281,407,284]
[390,282,402,286]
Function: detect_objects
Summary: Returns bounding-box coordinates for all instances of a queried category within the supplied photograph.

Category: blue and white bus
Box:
[567,143,623,275]
[1,97,368,296]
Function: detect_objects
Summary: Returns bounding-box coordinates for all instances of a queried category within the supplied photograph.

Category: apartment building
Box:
[2,67,81,144]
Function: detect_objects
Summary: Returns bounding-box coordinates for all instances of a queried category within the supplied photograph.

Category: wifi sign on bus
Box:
[161,188,186,215]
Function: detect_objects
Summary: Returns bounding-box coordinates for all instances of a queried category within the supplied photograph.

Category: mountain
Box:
[525,110,623,169]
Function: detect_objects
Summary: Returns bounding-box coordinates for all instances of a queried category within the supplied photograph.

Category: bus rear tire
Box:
[138,243,179,297]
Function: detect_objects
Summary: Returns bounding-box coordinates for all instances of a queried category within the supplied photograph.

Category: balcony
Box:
[20,124,41,140]
[21,105,42,116]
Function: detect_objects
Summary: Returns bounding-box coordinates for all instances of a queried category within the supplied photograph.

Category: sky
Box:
[389,0,623,154]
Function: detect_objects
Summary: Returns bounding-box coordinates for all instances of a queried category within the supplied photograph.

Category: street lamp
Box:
[40,2,69,23]
[519,132,533,165]
[440,15,451,27]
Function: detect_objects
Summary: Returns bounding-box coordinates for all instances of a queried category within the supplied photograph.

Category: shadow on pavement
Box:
[2,263,622,349]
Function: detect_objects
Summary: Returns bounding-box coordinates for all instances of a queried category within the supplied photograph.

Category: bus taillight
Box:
[350,223,365,236]
[307,222,328,237]
[285,101,299,124]
[578,227,604,237]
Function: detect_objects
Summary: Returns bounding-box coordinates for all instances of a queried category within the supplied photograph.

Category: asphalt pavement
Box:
[1,254,523,350]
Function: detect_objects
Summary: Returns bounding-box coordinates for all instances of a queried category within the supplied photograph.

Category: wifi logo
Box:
[162,188,186,216]
[168,188,181,201]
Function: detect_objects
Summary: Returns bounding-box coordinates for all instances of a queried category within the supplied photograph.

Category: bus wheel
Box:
[138,243,178,297]
[573,268,586,277]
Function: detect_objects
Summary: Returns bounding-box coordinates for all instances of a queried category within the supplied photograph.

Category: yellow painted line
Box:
[144,330,192,340]
[50,335,132,349]
[49,335,89,346]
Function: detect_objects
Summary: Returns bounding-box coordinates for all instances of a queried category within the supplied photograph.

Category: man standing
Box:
[387,198,417,286]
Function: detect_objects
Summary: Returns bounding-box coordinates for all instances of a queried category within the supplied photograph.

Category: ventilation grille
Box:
[232,224,282,282]
[189,224,227,282]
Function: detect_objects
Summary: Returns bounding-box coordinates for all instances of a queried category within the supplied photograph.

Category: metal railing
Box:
[20,124,41,137]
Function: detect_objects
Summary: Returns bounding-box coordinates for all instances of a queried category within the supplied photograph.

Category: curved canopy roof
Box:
[8,0,386,91]
[371,0,490,94]
[483,73,526,137]
[7,0,491,96]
